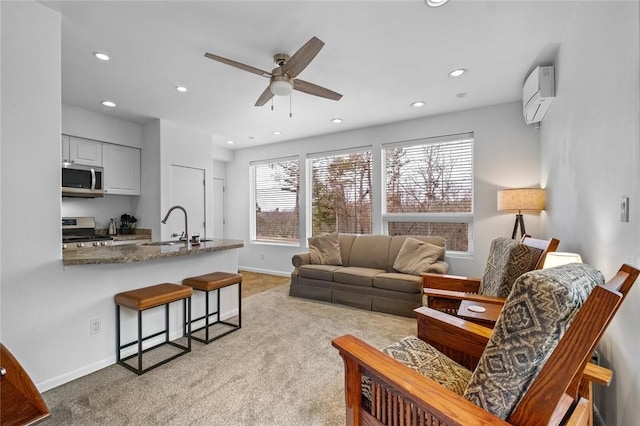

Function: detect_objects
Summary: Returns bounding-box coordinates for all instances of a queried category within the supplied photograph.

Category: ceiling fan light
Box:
[270,79,294,96]
[425,0,449,7]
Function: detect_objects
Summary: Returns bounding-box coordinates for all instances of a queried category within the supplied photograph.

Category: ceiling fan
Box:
[204,36,343,107]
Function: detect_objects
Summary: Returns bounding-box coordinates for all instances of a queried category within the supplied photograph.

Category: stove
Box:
[62,217,113,250]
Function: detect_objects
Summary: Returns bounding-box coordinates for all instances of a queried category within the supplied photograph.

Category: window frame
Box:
[249,156,301,246]
[381,133,474,254]
[305,146,374,239]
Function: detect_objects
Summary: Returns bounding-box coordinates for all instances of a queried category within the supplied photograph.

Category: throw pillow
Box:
[308,232,342,265]
[393,238,444,275]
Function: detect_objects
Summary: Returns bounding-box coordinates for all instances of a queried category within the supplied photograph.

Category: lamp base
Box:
[511,213,526,240]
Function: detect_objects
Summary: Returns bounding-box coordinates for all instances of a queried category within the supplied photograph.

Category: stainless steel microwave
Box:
[61,164,104,198]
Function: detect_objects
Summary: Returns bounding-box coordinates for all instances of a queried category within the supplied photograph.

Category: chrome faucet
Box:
[161,205,188,243]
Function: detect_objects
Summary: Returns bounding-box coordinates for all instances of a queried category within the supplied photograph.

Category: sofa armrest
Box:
[292,252,311,268]
[424,260,449,274]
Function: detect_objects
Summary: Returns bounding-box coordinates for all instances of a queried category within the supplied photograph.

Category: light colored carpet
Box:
[43,285,415,425]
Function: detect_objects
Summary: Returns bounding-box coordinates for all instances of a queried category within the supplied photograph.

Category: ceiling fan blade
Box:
[293,79,342,101]
[255,86,274,106]
[281,37,324,78]
[204,53,272,78]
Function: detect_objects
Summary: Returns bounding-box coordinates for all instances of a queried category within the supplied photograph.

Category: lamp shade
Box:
[497,188,545,212]
[543,252,583,269]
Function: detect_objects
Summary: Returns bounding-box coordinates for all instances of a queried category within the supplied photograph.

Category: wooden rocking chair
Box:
[423,235,559,318]
[333,263,638,426]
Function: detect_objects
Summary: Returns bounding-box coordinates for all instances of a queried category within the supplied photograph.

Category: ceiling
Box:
[42,0,578,150]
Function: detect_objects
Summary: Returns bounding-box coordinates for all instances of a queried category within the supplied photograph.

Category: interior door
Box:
[169,165,206,240]
[212,178,225,238]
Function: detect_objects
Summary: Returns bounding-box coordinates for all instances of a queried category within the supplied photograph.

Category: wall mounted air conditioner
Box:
[522,65,555,125]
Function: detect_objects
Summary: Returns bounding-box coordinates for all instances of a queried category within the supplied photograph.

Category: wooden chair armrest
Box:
[332,334,511,426]
[416,306,491,360]
[421,272,481,293]
[583,362,613,386]
[423,289,506,305]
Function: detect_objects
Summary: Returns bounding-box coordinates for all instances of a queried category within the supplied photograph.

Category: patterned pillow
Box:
[463,263,604,419]
[478,237,536,298]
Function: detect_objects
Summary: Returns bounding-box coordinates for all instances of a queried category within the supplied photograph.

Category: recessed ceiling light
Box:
[272,131,282,136]
[449,68,468,78]
[226,140,235,145]
[411,101,425,108]
[330,118,343,124]
[101,100,117,108]
[425,0,449,7]
[93,52,110,61]
[175,85,187,93]
[456,92,468,98]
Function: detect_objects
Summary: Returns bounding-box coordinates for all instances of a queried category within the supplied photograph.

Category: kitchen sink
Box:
[138,241,184,246]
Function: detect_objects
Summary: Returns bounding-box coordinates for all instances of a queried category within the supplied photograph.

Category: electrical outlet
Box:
[260,253,265,261]
[90,318,101,335]
[620,196,629,222]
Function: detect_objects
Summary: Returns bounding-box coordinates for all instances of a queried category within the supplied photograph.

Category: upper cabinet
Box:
[102,144,141,195]
[66,136,103,166]
[61,134,141,196]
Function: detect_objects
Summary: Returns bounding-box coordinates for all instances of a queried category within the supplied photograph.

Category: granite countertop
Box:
[96,228,152,241]
[63,238,244,266]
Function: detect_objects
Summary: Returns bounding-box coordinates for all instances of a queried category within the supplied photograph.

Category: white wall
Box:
[1,0,63,383]
[159,120,217,240]
[0,2,240,392]
[227,101,542,277]
[134,119,162,237]
[62,104,144,149]
[540,2,640,425]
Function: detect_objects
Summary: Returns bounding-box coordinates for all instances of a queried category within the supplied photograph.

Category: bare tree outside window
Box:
[311,151,372,235]
[384,137,473,251]
[254,159,299,243]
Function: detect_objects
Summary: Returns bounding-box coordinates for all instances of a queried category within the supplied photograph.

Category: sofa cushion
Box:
[333,267,385,287]
[392,238,445,276]
[298,264,342,281]
[348,235,391,271]
[388,235,446,271]
[308,232,342,265]
[373,272,421,293]
[463,263,603,419]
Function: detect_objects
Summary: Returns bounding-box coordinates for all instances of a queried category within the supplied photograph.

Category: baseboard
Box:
[37,357,114,393]
[37,307,239,392]
[238,266,290,277]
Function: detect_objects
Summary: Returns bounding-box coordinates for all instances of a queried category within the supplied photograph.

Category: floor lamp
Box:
[497,188,545,239]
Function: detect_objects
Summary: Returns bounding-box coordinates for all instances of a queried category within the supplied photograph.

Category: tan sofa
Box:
[289,234,448,317]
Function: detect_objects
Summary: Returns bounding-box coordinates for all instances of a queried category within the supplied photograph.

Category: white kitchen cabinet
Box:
[69,136,103,166]
[102,144,141,195]
[61,135,70,163]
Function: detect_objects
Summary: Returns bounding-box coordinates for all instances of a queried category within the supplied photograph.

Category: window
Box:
[308,148,372,236]
[251,158,299,244]
[383,133,473,252]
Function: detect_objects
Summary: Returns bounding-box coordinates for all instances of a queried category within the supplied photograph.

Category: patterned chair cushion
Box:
[362,336,472,409]
[463,263,604,419]
[478,237,537,298]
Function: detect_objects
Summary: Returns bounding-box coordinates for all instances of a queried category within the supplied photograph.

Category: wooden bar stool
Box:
[115,283,192,375]
[182,272,242,344]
